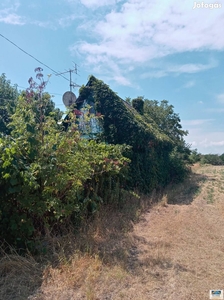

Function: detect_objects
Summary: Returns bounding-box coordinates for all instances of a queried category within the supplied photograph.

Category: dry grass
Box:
[1,164,224,299]
[0,246,42,300]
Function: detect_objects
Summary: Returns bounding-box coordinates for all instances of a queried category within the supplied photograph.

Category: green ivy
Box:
[78,76,189,192]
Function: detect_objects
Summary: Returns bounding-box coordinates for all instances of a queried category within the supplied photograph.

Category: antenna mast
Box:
[56,63,80,91]
[58,64,81,107]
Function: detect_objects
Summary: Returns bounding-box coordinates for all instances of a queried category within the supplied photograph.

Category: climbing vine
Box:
[79,76,189,192]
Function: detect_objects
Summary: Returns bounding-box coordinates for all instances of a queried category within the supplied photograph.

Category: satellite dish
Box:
[62,91,76,107]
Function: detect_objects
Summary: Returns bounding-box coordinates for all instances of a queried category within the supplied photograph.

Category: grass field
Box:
[1,164,224,299]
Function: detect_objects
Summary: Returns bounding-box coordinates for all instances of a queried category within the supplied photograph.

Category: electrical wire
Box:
[0,97,65,107]
[0,33,70,82]
[0,33,81,109]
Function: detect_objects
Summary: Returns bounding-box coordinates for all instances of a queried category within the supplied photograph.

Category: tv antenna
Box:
[56,63,81,92]
[57,63,81,107]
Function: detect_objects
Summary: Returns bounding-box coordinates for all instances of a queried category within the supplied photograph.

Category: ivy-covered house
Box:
[65,75,187,192]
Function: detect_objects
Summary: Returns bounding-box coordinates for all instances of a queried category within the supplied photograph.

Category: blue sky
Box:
[0,0,224,154]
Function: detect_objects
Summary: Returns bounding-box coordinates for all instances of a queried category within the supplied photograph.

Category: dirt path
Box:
[5,165,224,300]
[126,164,224,299]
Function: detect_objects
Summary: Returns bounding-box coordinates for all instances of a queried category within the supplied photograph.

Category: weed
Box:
[207,187,215,203]
[2,165,224,300]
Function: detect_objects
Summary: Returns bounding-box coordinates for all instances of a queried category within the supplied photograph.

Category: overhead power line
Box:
[0,33,70,82]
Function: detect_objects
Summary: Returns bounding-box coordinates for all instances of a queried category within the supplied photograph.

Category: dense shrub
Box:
[0,73,18,135]
[200,154,224,165]
[0,70,129,250]
[188,149,201,164]
[0,70,190,250]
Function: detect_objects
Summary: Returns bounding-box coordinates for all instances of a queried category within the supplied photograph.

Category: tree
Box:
[219,153,224,163]
[132,97,144,114]
[124,97,132,104]
[200,154,223,165]
[0,74,18,135]
[142,98,191,181]
[143,99,188,142]
[189,149,201,164]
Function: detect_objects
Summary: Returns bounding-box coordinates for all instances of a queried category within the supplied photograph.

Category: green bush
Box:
[0,70,190,250]
[0,73,18,135]
[189,149,201,164]
[200,154,224,165]
[0,70,129,250]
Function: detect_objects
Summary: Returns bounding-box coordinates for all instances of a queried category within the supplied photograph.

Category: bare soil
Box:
[1,164,224,299]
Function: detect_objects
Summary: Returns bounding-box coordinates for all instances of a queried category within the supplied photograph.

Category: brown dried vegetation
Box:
[1,164,224,299]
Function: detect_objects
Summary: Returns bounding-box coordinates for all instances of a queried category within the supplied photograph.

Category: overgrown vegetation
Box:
[189,149,224,165]
[80,76,190,192]
[0,69,129,250]
[0,70,191,251]
[0,74,18,135]
[1,70,224,300]
[2,164,224,300]
[200,153,224,165]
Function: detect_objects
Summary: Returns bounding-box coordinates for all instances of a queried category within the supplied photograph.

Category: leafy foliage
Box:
[0,74,18,135]
[0,70,190,251]
[143,99,188,142]
[132,97,144,115]
[188,150,224,165]
[200,154,224,165]
[78,76,189,192]
[189,149,201,164]
[0,70,129,250]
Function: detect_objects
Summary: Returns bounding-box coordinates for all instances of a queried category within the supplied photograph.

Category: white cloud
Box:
[182,119,214,126]
[0,11,24,25]
[141,70,167,79]
[210,141,224,146]
[217,93,224,103]
[167,61,217,74]
[206,108,224,113]
[0,10,25,25]
[67,0,120,9]
[58,14,79,27]
[113,75,131,86]
[185,129,224,154]
[80,0,118,8]
[32,20,55,29]
[141,59,217,78]
[71,0,224,83]
[182,120,220,153]
[183,81,195,89]
[0,2,25,25]
[198,138,224,148]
